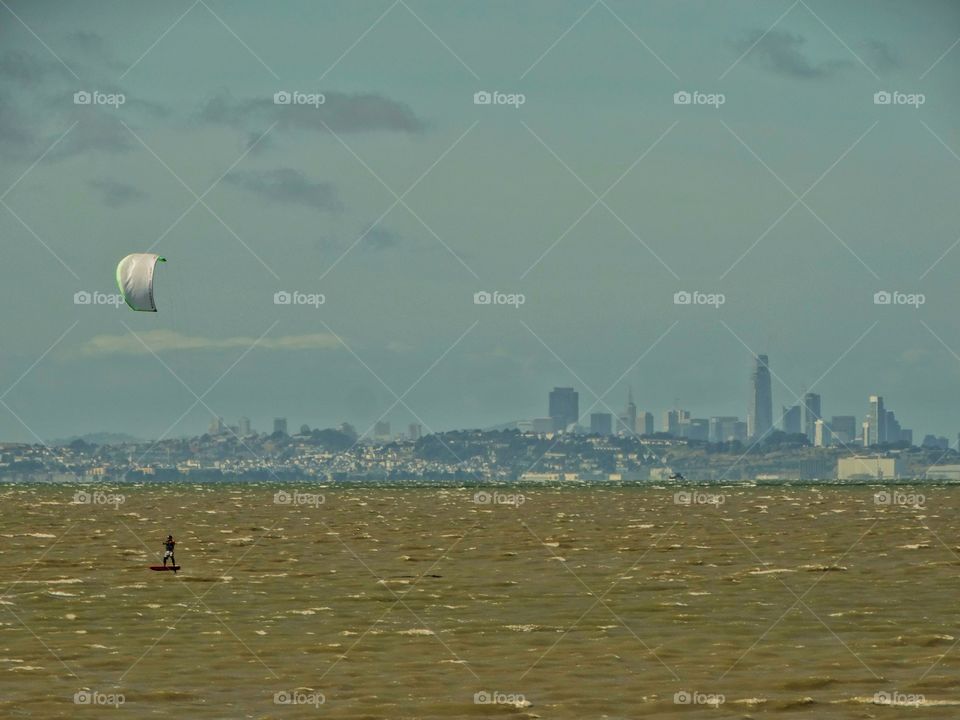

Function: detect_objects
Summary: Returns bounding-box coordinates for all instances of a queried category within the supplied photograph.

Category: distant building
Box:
[709,417,741,443]
[814,419,831,447]
[590,413,613,436]
[532,417,554,434]
[273,418,288,435]
[337,422,358,440]
[799,458,834,480]
[682,418,709,442]
[209,416,225,435]
[922,435,949,450]
[838,456,903,481]
[621,388,637,435]
[549,387,579,432]
[830,416,857,445]
[663,409,689,437]
[866,395,886,445]
[748,355,773,440]
[238,417,252,436]
[781,405,802,435]
[927,465,960,481]
[408,423,422,440]
[638,411,654,435]
[374,421,391,440]
[299,424,311,435]
[803,393,821,442]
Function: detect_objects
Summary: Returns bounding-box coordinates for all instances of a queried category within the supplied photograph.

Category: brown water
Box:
[1,483,959,718]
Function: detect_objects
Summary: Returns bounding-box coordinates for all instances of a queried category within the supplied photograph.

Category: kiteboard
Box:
[149,565,180,571]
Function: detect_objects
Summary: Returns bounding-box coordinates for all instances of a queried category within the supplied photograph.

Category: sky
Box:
[1,0,959,444]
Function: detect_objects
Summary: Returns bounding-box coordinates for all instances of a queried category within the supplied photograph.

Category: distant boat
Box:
[668,472,686,481]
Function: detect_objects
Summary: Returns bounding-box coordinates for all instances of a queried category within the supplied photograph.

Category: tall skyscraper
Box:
[408,423,422,440]
[814,419,831,447]
[803,393,821,442]
[374,421,391,440]
[623,387,637,435]
[549,387,579,432]
[273,418,288,435]
[638,411,654,435]
[710,416,742,443]
[866,395,886,445]
[238,417,251,436]
[590,412,613,436]
[781,405,801,435]
[748,354,773,440]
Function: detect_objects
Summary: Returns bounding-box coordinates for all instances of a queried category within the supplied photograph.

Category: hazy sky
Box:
[1,0,959,443]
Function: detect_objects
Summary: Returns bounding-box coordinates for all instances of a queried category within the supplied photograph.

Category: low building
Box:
[926,465,960,481]
[837,456,903,481]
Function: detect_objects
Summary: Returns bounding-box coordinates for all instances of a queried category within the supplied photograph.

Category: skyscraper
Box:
[408,423,422,440]
[238,417,251,436]
[549,387,579,432]
[830,416,857,444]
[374,421,391,440]
[590,413,613,436]
[866,395,886,445]
[623,387,637,435]
[638,411,654,435]
[748,354,773,440]
[803,393,821,442]
[273,418,288,435]
[814,419,831,447]
[781,405,801,435]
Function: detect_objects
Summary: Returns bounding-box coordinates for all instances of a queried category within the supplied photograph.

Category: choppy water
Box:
[1,483,959,718]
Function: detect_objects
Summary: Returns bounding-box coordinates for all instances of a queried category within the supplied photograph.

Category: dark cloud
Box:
[0,49,68,85]
[735,29,851,78]
[862,39,899,73]
[224,168,341,211]
[197,90,427,134]
[88,178,147,207]
[362,225,401,251]
[51,111,134,159]
[0,94,35,152]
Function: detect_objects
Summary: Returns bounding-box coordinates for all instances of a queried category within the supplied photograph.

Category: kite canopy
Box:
[116,253,166,312]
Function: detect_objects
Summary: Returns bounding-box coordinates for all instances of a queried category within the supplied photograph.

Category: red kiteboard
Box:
[149,566,181,571]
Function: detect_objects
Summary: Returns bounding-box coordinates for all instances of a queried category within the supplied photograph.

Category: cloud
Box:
[82,330,342,356]
[197,90,427,134]
[735,29,851,78]
[0,49,69,85]
[361,225,401,250]
[62,31,125,72]
[224,168,341,211]
[88,178,147,207]
[862,39,899,73]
